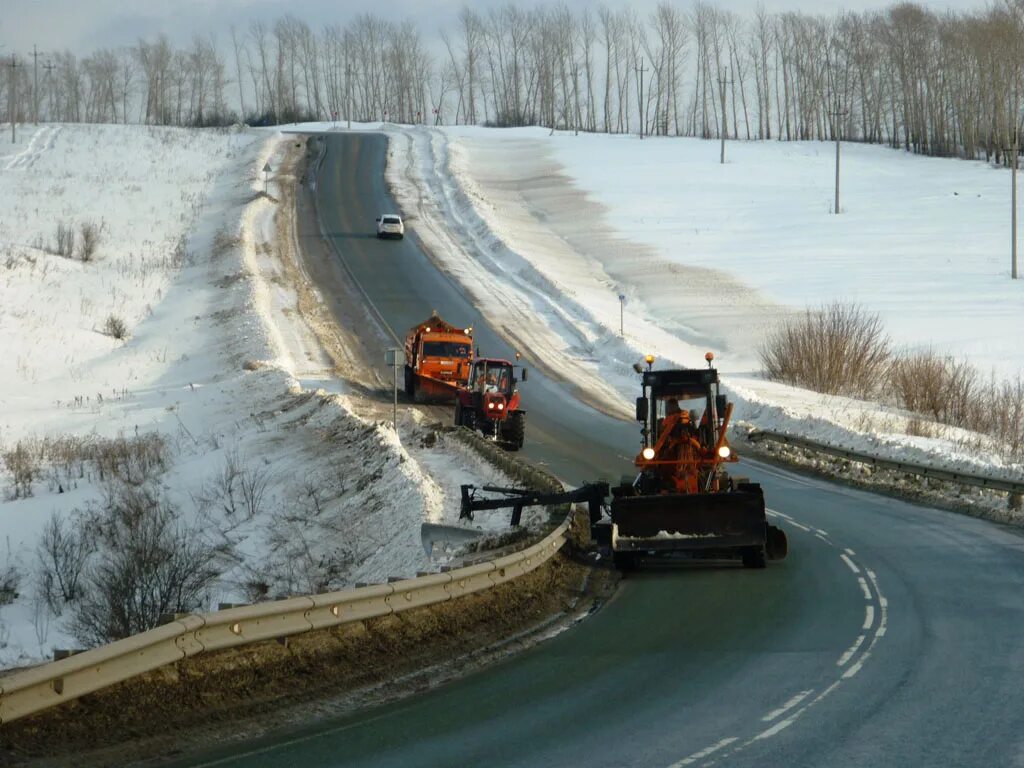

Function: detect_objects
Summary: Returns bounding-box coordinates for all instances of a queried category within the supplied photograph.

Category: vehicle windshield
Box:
[382,216,401,224]
[422,341,471,358]
[654,395,708,442]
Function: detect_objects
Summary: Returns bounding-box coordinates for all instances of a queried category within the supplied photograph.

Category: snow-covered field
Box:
[4,118,1021,668]
[385,125,1024,478]
[0,124,517,668]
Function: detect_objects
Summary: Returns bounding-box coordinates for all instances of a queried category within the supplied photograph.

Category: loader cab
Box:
[637,368,729,451]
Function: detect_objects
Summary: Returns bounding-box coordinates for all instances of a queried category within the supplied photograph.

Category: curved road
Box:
[182,133,1024,767]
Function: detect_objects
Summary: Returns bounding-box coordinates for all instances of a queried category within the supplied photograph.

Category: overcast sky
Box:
[0,0,993,56]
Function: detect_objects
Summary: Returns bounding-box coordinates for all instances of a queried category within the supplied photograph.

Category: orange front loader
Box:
[603,355,788,570]
[404,313,474,402]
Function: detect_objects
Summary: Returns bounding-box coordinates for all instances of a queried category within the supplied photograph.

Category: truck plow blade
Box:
[610,490,768,553]
[412,374,462,403]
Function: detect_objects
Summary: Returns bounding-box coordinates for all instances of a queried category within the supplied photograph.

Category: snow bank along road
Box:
[180,133,1024,768]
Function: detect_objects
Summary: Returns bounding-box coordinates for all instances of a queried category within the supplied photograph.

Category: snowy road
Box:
[179,133,1024,768]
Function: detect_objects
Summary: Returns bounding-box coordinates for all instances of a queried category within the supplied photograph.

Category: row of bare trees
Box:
[4,2,1024,159]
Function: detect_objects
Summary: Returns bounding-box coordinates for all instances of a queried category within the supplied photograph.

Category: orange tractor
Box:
[454,356,528,450]
[404,313,474,402]
[603,354,788,569]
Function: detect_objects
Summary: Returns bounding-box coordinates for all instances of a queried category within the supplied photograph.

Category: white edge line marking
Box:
[844,548,856,556]
[863,604,875,630]
[837,635,866,666]
[762,689,814,722]
[840,553,860,574]
[668,736,739,767]
[858,577,872,600]
[755,706,808,740]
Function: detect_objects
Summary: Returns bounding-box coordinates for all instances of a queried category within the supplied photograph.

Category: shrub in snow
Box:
[3,440,40,499]
[69,483,224,645]
[0,562,20,606]
[77,221,101,262]
[36,513,90,613]
[55,221,74,258]
[890,349,980,428]
[103,314,128,340]
[760,303,891,398]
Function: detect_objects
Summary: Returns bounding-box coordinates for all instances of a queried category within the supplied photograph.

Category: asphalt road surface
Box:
[181,132,1024,768]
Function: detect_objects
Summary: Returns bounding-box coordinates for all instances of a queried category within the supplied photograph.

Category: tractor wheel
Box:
[741,546,767,569]
[503,411,526,451]
[455,403,476,430]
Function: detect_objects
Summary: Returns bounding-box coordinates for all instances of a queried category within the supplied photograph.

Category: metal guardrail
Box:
[747,430,1024,495]
[0,518,570,726]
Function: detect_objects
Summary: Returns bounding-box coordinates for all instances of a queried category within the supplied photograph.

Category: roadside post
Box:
[385,348,405,428]
[618,294,626,337]
[262,162,272,194]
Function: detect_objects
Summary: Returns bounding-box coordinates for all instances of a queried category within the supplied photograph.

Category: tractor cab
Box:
[469,359,516,396]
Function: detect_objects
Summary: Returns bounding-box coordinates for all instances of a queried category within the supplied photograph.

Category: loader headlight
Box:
[497,403,504,410]
[717,445,731,459]
[488,402,495,410]
[642,447,656,460]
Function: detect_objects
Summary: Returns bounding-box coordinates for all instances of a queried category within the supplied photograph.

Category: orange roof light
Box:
[644,354,655,365]
[705,352,714,362]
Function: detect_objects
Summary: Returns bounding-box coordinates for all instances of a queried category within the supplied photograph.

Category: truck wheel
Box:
[503,411,526,451]
[404,365,415,399]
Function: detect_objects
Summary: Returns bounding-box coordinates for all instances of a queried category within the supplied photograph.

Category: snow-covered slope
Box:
[0,124,516,668]
[385,125,1024,479]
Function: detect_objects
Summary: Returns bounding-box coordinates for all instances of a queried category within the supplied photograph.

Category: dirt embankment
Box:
[2,556,612,768]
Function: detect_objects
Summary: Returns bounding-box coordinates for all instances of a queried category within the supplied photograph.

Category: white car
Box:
[376,214,405,239]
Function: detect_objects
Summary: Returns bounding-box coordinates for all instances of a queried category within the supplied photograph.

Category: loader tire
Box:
[766,525,788,561]
[613,551,637,572]
[742,546,766,569]
[503,411,526,451]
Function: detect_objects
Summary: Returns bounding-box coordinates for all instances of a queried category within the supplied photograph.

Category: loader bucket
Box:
[610,489,768,555]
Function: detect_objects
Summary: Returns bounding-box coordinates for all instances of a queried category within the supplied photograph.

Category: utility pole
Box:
[1006,126,1021,280]
[31,45,41,125]
[5,54,20,144]
[572,61,581,136]
[829,102,849,214]
[636,58,647,140]
[43,60,54,121]
[719,67,733,164]
[345,62,352,130]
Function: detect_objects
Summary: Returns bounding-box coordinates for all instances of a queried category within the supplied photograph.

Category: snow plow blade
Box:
[610,489,769,555]
[410,373,462,403]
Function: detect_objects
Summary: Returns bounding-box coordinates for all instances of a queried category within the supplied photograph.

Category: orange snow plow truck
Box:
[404,312,474,402]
